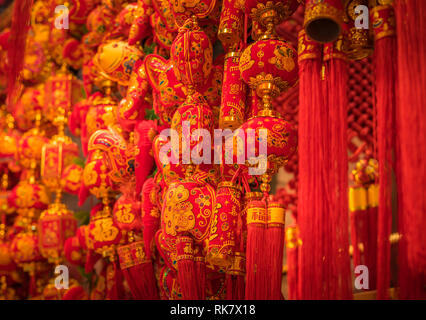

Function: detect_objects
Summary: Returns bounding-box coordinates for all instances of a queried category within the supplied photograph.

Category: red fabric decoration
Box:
[7,0,33,111]
[150,11,178,50]
[245,200,267,300]
[117,240,159,299]
[239,39,298,93]
[297,29,350,299]
[64,236,85,266]
[171,21,213,89]
[370,3,397,299]
[176,235,199,299]
[117,60,151,132]
[113,194,143,231]
[170,0,217,28]
[206,182,242,268]
[128,0,154,45]
[62,286,88,300]
[219,52,247,130]
[106,260,126,300]
[141,178,161,259]
[266,202,285,300]
[322,31,352,299]
[285,225,301,300]
[395,0,426,299]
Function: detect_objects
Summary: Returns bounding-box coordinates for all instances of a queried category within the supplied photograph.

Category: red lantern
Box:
[233,115,297,192]
[84,91,119,145]
[113,194,143,231]
[0,127,20,166]
[0,241,16,274]
[38,203,78,264]
[79,149,120,207]
[8,180,50,214]
[61,163,83,195]
[171,92,214,160]
[10,231,43,266]
[64,236,85,266]
[41,137,79,190]
[170,21,213,89]
[87,203,124,259]
[17,128,49,169]
[239,39,298,108]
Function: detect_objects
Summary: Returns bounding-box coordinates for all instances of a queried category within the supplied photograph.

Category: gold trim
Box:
[225,51,241,59]
[349,187,368,212]
[218,181,243,192]
[267,206,285,226]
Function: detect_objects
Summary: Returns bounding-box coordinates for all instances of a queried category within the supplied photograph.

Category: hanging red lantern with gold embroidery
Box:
[37,202,78,264]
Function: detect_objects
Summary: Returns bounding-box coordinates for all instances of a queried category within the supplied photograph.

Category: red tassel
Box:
[285,225,300,300]
[370,3,397,299]
[7,0,33,111]
[176,236,199,300]
[349,185,372,287]
[297,29,325,299]
[266,202,285,300]
[245,200,267,300]
[28,271,37,298]
[117,241,159,300]
[62,286,88,300]
[395,0,426,299]
[298,28,352,299]
[106,260,126,300]
[366,202,378,290]
[350,211,364,269]
[194,247,206,300]
[141,178,161,259]
[225,191,250,300]
[323,36,352,300]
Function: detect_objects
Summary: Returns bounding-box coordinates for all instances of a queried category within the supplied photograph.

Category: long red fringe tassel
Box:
[266,202,285,300]
[7,0,33,111]
[106,260,126,300]
[366,200,378,290]
[123,262,159,299]
[141,177,161,260]
[194,247,206,300]
[349,192,368,271]
[371,3,397,299]
[285,225,300,300]
[323,42,352,300]
[349,183,378,291]
[298,28,352,299]
[245,200,267,300]
[395,0,426,299]
[176,236,199,300]
[297,30,326,299]
[226,198,247,300]
[117,240,159,300]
